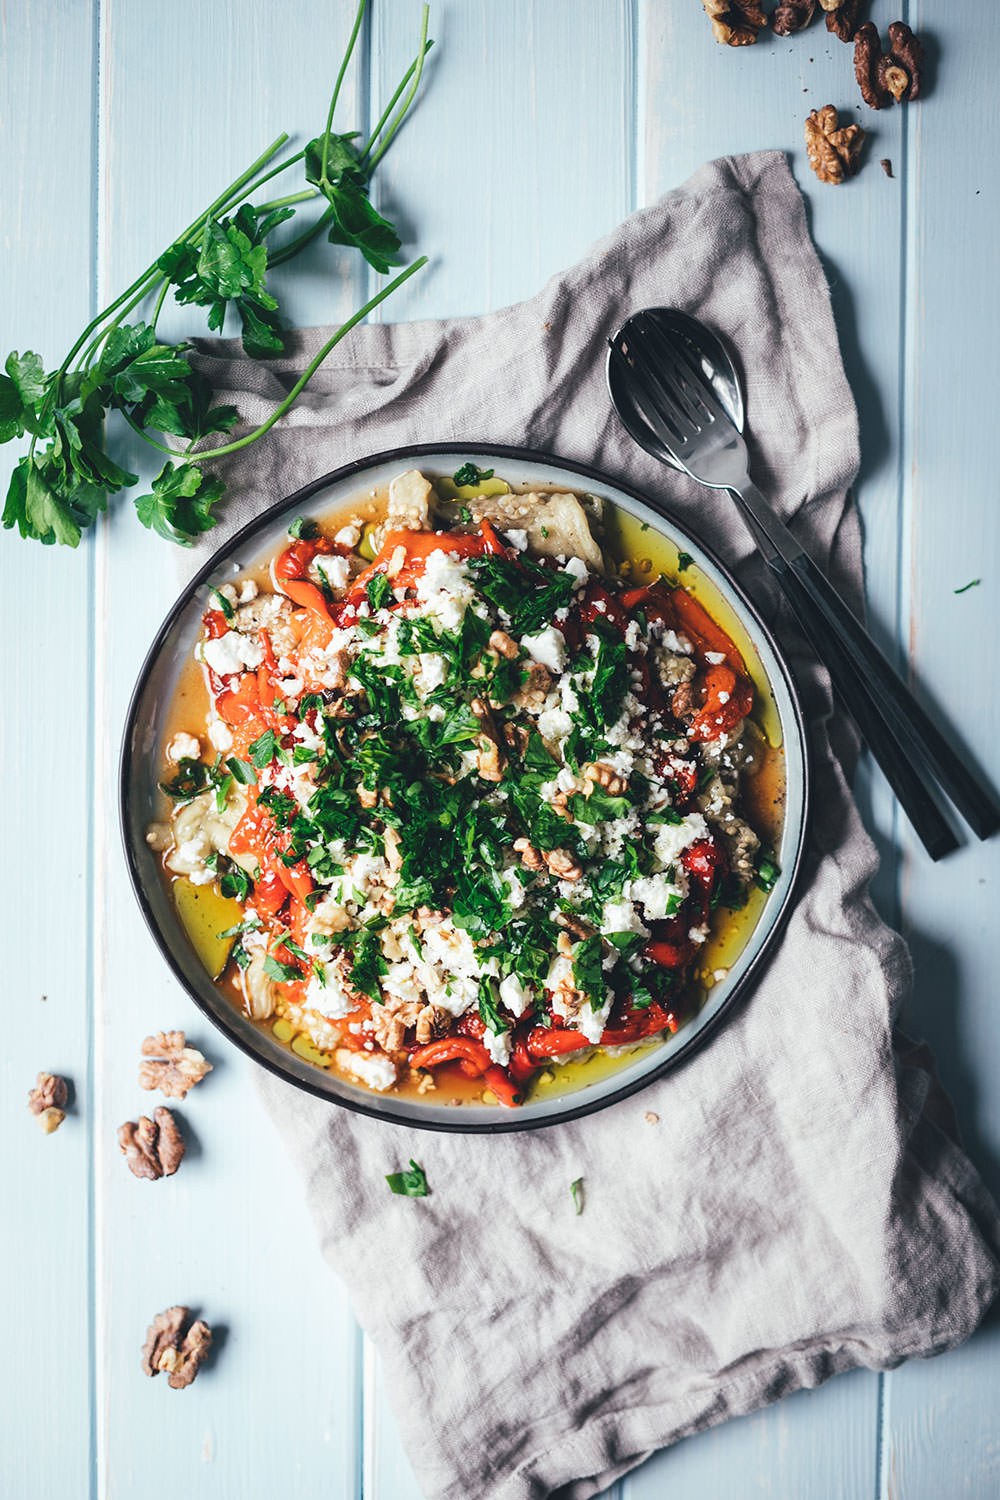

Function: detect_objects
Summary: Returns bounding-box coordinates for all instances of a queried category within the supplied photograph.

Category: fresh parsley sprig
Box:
[2,0,432,551]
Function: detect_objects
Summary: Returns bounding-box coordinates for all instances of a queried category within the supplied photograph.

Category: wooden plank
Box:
[92,2,367,1494]
[0,3,97,1495]
[882,1,1000,1494]
[630,2,906,1495]
[364,2,635,1494]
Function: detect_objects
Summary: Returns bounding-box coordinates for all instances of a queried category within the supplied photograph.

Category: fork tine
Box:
[608,341,689,453]
[614,331,701,444]
[630,316,706,427]
[635,311,729,425]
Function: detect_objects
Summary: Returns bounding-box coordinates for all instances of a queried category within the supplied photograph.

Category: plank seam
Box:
[86,2,102,1497]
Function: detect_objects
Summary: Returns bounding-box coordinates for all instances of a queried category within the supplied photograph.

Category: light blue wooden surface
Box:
[1,2,997,1496]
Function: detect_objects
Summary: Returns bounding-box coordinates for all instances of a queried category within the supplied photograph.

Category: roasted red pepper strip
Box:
[669,588,745,674]
[484,1066,524,1107]
[273,536,340,621]
[688,664,754,743]
[215,671,263,726]
[526,1027,591,1059]
[347,525,503,605]
[600,1000,678,1046]
[410,1037,492,1075]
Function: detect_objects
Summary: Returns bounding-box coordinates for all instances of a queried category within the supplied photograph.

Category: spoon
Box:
[606,306,1000,858]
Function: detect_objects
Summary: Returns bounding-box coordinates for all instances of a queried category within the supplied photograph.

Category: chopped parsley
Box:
[452,463,494,487]
[570,1177,584,1215]
[288,516,318,540]
[677,551,694,572]
[385,1159,429,1197]
[366,571,392,612]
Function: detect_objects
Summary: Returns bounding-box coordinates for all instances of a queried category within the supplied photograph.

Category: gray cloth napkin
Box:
[181,152,1000,1499]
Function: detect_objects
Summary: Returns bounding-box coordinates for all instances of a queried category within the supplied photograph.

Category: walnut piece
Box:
[488,629,519,660]
[804,106,866,184]
[118,1107,186,1180]
[823,0,864,42]
[513,837,544,871]
[583,761,628,797]
[141,1306,213,1390]
[702,0,767,45]
[545,848,583,882]
[139,1032,212,1099]
[513,660,552,710]
[470,697,505,783]
[28,1072,68,1133]
[855,20,922,109]
[773,1,815,37]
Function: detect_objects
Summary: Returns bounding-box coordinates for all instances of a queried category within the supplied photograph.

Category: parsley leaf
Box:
[677,551,694,572]
[226,756,257,785]
[134,461,225,546]
[570,1177,585,1215]
[350,924,389,1002]
[452,463,494,487]
[385,1159,429,1197]
[572,935,606,1010]
[263,954,299,983]
[478,979,510,1034]
[366,572,392,612]
[249,729,279,769]
[288,515,318,540]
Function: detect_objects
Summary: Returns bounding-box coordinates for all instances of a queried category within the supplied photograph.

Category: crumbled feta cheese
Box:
[202,630,264,677]
[563,556,589,586]
[206,719,233,753]
[166,731,200,763]
[704,651,726,665]
[238,579,259,603]
[334,523,361,547]
[338,1048,397,1091]
[315,554,352,592]
[306,967,358,1020]
[483,1027,512,1066]
[537,705,573,746]
[602,900,650,938]
[521,626,567,673]
[505,528,528,551]
[629,873,685,922]
[652,812,709,868]
[498,972,531,1017]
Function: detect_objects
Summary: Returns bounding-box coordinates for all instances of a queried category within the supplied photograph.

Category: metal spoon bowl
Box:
[606,307,743,471]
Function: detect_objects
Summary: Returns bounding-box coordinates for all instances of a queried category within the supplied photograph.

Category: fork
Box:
[608,310,1000,859]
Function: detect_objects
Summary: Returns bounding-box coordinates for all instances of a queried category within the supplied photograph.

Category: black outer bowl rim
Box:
[119,441,811,1134]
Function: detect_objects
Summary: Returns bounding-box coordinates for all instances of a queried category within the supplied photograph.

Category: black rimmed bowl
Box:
[120,444,810,1132]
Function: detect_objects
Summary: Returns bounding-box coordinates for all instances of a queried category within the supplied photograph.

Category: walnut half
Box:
[118,1107,186,1180]
[28,1071,69,1132]
[773,1,815,38]
[855,21,922,109]
[822,0,864,43]
[804,106,866,185]
[138,1031,212,1100]
[703,0,767,46]
[141,1306,213,1390]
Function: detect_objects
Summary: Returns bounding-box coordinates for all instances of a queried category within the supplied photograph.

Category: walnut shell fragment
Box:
[28,1072,68,1133]
[118,1107,186,1180]
[822,0,864,43]
[702,0,767,46]
[138,1031,212,1099]
[804,105,866,184]
[773,1,816,38]
[855,20,922,109]
[141,1305,213,1389]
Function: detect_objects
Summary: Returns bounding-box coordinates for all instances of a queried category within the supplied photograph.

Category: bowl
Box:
[120,443,809,1132]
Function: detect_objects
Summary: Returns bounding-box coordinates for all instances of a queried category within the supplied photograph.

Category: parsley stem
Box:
[366,6,430,173]
[268,207,335,269]
[121,256,428,463]
[321,0,367,187]
[362,22,433,168]
[256,189,319,212]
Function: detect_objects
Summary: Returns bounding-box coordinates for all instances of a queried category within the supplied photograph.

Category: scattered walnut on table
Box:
[28,1072,68,1134]
[804,105,866,184]
[821,0,864,43]
[118,1107,186,1180]
[702,0,767,46]
[773,1,815,38]
[141,1306,213,1390]
[855,20,922,109]
[138,1031,212,1100]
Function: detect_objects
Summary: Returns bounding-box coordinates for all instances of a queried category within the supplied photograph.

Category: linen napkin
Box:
[181,151,1000,1499]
